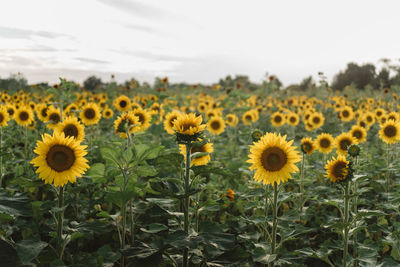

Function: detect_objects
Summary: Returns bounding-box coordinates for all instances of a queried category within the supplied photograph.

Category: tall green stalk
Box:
[0,127,3,187]
[343,181,350,267]
[353,156,358,267]
[183,142,192,267]
[269,182,279,267]
[385,144,390,193]
[57,186,65,260]
[299,153,305,218]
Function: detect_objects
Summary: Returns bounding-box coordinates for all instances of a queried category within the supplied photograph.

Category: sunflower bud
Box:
[251,129,263,142]
[347,144,360,157]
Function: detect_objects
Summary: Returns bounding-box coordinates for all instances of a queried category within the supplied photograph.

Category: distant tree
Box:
[83,75,102,91]
[376,68,391,89]
[299,76,314,91]
[0,73,28,93]
[332,63,377,90]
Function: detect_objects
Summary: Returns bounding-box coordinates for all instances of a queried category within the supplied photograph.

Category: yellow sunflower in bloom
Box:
[173,113,206,136]
[309,112,325,129]
[226,113,239,127]
[363,112,375,126]
[103,108,114,119]
[270,112,286,127]
[131,108,151,132]
[315,133,334,154]
[114,112,140,139]
[46,107,62,129]
[35,103,49,122]
[207,116,226,135]
[55,116,85,143]
[375,108,386,119]
[247,132,301,186]
[242,110,257,125]
[301,137,316,155]
[335,132,357,155]
[197,102,208,113]
[339,106,354,122]
[379,120,400,144]
[179,142,213,166]
[5,104,15,119]
[80,103,101,125]
[387,111,399,123]
[350,125,367,143]
[64,103,79,117]
[31,132,89,187]
[163,111,181,134]
[287,112,300,126]
[0,107,10,127]
[15,106,34,126]
[325,155,350,183]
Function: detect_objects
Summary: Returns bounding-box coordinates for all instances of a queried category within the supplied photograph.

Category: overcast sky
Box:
[0,0,399,86]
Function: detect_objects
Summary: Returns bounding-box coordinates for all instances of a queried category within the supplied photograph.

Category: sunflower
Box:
[375,108,386,119]
[36,103,49,122]
[46,107,61,129]
[163,111,181,134]
[387,111,399,123]
[0,107,10,127]
[309,112,324,129]
[270,112,285,127]
[247,132,301,186]
[325,155,351,183]
[287,112,299,126]
[179,142,213,166]
[113,95,131,112]
[55,116,85,143]
[242,110,257,125]
[339,106,354,122]
[31,132,89,187]
[15,106,34,126]
[207,116,226,135]
[335,132,357,155]
[315,133,334,154]
[379,120,400,144]
[363,112,375,126]
[301,137,316,155]
[350,125,367,143]
[226,113,239,127]
[80,103,101,125]
[131,108,151,132]
[173,113,206,141]
[114,112,140,138]
[64,103,79,117]
[5,104,16,119]
[103,108,114,119]
[197,102,208,113]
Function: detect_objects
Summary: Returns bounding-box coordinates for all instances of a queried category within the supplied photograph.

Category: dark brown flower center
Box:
[182,123,196,131]
[135,112,145,123]
[191,145,205,154]
[64,124,79,138]
[7,108,14,116]
[274,115,282,123]
[84,108,95,119]
[302,142,312,152]
[119,100,127,108]
[384,125,396,138]
[19,111,29,121]
[169,116,177,127]
[261,147,287,172]
[290,117,296,123]
[245,115,252,121]
[50,113,60,123]
[342,110,349,117]
[313,117,320,124]
[333,161,347,179]
[211,120,220,130]
[41,108,48,117]
[339,138,352,151]
[46,145,75,172]
[0,113,4,123]
[320,138,330,148]
[352,130,362,140]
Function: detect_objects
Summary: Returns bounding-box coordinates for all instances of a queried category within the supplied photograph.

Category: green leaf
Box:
[136,165,158,177]
[105,190,137,207]
[86,163,106,183]
[140,223,168,234]
[0,190,32,217]
[15,237,47,264]
[0,240,20,266]
[100,147,121,165]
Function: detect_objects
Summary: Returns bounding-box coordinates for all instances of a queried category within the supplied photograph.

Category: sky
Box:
[0,0,399,86]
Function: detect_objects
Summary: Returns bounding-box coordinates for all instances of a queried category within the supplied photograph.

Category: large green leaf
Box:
[0,190,32,217]
[15,237,48,264]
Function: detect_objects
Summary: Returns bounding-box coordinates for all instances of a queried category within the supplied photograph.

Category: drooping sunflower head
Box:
[315,133,334,154]
[226,113,239,127]
[55,116,85,143]
[179,141,213,166]
[301,137,316,155]
[379,120,400,144]
[0,106,10,127]
[113,112,140,139]
[350,125,367,143]
[131,108,152,132]
[163,111,181,134]
[247,132,301,186]
[15,105,34,126]
[325,155,351,183]
[270,112,286,127]
[30,132,89,187]
[173,113,206,142]
[252,129,264,142]
[335,132,357,155]
[80,103,101,125]
[207,116,226,135]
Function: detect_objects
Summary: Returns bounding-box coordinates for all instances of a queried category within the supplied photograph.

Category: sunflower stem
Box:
[385,143,390,193]
[353,156,358,267]
[57,186,65,260]
[130,200,134,244]
[0,127,3,187]
[343,180,350,267]
[269,182,279,267]
[121,203,126,267]
[183,142,191,267]
[264,185,270,242]
[299,153,305,219]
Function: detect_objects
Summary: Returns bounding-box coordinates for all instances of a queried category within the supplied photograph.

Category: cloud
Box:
[75,57,109,64]
[0,26,65,40]
[112,49,192,63]
[123,23,158,34]
[97,0,166,19]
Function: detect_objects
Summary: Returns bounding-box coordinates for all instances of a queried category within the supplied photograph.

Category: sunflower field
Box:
[0,78,399,267]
